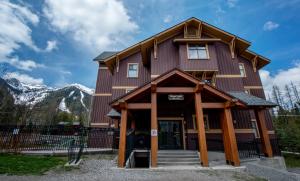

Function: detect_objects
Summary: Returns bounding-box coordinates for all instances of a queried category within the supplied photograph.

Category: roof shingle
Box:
[227,91,276,107]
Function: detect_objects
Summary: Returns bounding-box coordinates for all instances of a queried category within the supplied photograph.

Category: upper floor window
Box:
[188,44,209,59]
[239,63,246,77]
[127,63,138,78]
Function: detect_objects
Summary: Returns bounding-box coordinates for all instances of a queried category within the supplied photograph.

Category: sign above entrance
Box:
[168,94,184,101]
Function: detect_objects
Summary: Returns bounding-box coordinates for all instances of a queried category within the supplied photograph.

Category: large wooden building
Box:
[91,17,278,168]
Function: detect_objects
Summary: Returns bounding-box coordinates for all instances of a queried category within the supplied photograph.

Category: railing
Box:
[237,139,260,159]
[192,137,281,159]
[0,125,118,152]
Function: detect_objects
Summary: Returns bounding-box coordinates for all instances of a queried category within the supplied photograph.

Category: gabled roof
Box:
[93,51,119,62]
[110,68,245,107]
[94,17,270,72]
[110,68,276,109]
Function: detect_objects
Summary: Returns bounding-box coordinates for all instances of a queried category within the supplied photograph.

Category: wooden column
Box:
[220,111,231,164]
[118,106,128,167]
[255,109,273,157]
[151,84,158,167]
[194,92,209,166]
[222,107,240,166]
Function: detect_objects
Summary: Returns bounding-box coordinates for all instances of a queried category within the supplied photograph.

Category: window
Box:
[127,63,138,78]
[125,88,134,93]
[244,89,250,94]
[251,120,260,138]
[192,114,209,130]
[188,44,209,59]
[239,63,246,77]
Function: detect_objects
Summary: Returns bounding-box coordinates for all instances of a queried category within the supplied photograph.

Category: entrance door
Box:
[158,120,183,149]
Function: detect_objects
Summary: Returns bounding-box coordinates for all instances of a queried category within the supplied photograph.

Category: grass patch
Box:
[0,154,66,175]
[283,153,300,168]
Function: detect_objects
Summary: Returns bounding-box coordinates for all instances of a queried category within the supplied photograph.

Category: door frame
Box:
[157,117,186,150]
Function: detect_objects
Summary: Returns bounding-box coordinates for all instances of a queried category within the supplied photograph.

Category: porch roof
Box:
[227,91,277,107]
[109,68,276,110]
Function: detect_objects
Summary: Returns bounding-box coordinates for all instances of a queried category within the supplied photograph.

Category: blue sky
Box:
[1,0,300,93]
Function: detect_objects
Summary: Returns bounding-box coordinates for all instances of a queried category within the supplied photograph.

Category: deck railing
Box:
[0,125,118,152]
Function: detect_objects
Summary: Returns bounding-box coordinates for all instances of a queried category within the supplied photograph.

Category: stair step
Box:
[157,161,200,166]
[158,158,200,162]
[158,154,198,157]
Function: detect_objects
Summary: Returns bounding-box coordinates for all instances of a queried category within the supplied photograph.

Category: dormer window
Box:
[127,63,138,78]
[188,44,209,59]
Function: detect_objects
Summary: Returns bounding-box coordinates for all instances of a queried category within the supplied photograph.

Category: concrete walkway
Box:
[0,155,264,181]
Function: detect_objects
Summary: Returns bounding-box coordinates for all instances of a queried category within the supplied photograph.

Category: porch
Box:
[111,69,277,168]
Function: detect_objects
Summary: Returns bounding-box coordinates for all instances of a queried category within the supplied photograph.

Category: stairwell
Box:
[157,150,200,167]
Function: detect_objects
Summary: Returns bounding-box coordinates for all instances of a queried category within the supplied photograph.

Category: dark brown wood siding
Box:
[91,67,112,125]
[216,78,244,91]
[112,89,126,100]
[112,52,150,86]
[90,96,111,124]
[250,89,266,99]
[215,42,240,75]
[238,56,263,87]
[178,44,219,71]
[95,68,112,93]
[151,36,179,75]
[232,109,252,129]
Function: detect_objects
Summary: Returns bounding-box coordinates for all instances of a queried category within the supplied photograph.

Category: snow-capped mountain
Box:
[5,78,52,106]
[0,77,94,125]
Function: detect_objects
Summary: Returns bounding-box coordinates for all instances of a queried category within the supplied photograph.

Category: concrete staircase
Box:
[157,150,200,167]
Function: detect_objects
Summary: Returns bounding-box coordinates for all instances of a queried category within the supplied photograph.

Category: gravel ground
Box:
[0,155,265,181]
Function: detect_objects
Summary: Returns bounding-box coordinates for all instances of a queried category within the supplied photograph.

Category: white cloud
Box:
[263,21,279,31]
[44,40,57,52]
[163,15,172,23]
[0,0,55,71]
[8,57,44,71]
[4,72,44,85]
[43,0,138,51]
[260,63,300,97]
[0,0,40,59]
[227,0,238,8]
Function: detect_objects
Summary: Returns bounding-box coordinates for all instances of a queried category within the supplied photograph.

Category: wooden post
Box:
[194,92,209,166]
[151,84,158,167]
[118,107,127,167]
[220,111,231,164]
[255,109,273,157]
[222,108,240,166]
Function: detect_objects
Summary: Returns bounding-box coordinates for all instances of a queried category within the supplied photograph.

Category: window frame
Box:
[127,63,139,78]
[251,119,260,138]
[244,88,251,94]
[192,114,209,130]
[187,44,210,60]
[239,63,247,77]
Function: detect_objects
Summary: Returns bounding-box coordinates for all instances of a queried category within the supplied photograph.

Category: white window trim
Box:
[239,63,247,77]
[127,63,139,78]
[187,44,210,60]
[192,114,209,130]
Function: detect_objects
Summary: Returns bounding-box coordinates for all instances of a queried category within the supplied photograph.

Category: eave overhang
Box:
[97,17,268,73]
